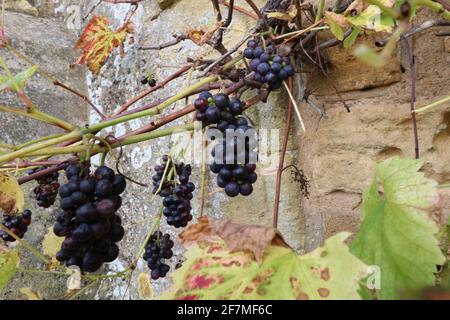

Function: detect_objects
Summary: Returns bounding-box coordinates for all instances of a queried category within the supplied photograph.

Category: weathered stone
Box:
[0,11,87,299]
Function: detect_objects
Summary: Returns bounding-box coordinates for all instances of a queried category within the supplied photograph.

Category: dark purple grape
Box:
[240,183,253,196]
[247,40,257,48]
[194,98,209,112]
[225,182,240,197]
[249,58,260,71]
[205,107,221,122]
[214,94,230,110]
[95,166,115,181]
[259,52,270,63]
[253,47,264,58]
[95,179,113,198]
[243,47,254,59]
[271,62,282,73]
[257,62,270,75]
[112,175,126,195]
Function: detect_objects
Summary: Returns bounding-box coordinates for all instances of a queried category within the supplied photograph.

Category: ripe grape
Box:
[54,163,126,273]
[0,210,32,242]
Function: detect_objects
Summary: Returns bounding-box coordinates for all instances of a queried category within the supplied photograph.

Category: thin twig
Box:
[218,0,258,19]
[244,0,263,19]
[139,33,188,50]
[110,64,194,116]
[376,19,450,47]
[199,31,254,77]
[401,35,419,159]
[223,0,235,27]
[54,81,105,119]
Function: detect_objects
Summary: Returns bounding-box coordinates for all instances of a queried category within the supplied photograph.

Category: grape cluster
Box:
[244,40,295,90]
[0,210,31,242]
[152,156,195,228]
[194,91,247,131]
[143,231,174,280]
[209,126,258,197]
[54,163,126,273]
[29,167,60,208]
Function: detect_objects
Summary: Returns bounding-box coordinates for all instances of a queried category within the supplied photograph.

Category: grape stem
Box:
[0,223,50,265]
[273,77,295,229]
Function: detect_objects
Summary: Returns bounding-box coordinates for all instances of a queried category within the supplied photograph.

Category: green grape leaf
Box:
[350,157,445,300]
[0,246,19,290]
[346,5,395,32]
[162,231,367,300]
[0,66,37,92]
[343,27,361,49]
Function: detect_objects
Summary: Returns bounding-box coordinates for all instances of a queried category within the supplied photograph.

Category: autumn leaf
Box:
[266,5,298,22]
[0,173,25,214]
[137,272,154,300]
[73,16,134,74]
[42,226,64,268]
[187,22,221,46]
[162,232,368,300]
[179,217,288,262]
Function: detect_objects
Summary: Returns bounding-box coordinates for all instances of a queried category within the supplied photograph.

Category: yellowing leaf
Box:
[179,217,288,262]
[187,22,221,46]
[0,66,37,92]
[0,173,24,213]
[351,157,445,299]
[343,27,361,49]
[137,272,153,300]
[266,5,298,22]
[162,230,367,300]
[0,245,19,290]
[19,287,42,300]
[325,11,349,28]
[66,266,81,290]
[325,14,345,41]
[74,16,134,74]
[346,5,395,32]
[42,227,64,263]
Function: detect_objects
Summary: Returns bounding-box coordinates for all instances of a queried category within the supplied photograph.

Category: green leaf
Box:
[162,232,367,300]
[343,27,361,49]
[350,156,445,300]
[326,17,344,41]
[0,246,19,291]
[346,6,395,32]
[353,45,385,68]
[0,66,37,92]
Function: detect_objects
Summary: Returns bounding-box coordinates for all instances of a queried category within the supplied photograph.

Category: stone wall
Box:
[0,0,449,299]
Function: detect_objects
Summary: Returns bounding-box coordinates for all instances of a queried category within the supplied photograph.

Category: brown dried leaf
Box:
[187,22,222,46]
[266,5,298,22]
[179,216,217,245]
[179,217,288,263]
[209,218,288,262]
[344,0,368,16]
